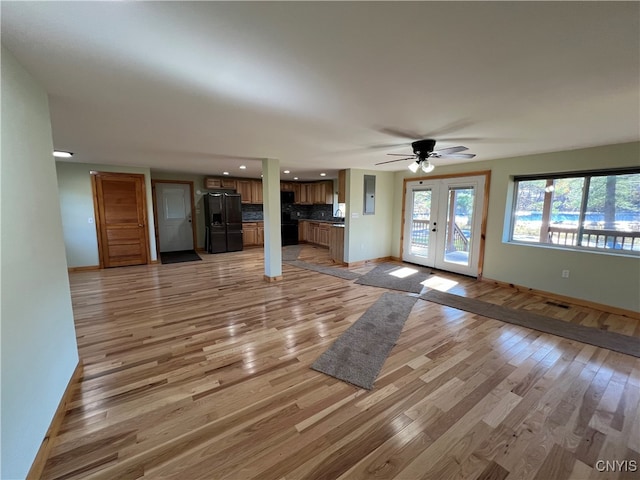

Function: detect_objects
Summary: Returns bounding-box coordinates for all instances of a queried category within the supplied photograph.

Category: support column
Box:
[262,158,282,281]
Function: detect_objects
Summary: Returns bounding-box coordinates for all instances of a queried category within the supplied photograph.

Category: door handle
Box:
[138,224,143,227]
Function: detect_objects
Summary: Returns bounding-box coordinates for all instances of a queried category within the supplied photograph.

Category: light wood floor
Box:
[43,246,640,479]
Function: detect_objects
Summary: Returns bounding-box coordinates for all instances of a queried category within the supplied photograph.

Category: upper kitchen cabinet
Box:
[205,177,237,190]
[313,181,334,205]
[236,180,252,203]
[338,170,346,203]
[250,180,263,204]
[299,183,314,205]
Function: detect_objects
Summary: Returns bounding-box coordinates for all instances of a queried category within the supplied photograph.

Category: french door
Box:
[403,175,486,276]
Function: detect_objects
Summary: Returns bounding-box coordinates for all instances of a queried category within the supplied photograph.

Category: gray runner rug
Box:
[311,292,418,389]
[284,259,361,280]
[355,263,431,293]
[282,245,303,261]
[420,290,640,358]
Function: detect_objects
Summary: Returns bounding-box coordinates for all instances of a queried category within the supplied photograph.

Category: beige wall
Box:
[391,141,640,312]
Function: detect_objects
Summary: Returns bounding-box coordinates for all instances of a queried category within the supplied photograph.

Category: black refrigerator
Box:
[204,193,243,253]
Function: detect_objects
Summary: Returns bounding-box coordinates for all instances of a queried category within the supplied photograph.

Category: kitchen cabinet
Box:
[204,177,237,190]
[299,184,314,205]
[293,183,301,203]
[298,222,306,242]
[317,223,331,246]
[236,180,252,204]
[299,220,330,247]
[330,226,345,264]
[250,180,263,204]
[313,181,334,205]
[280,182,295,191]
[243,222,264,246]
[338,170,346,203]
[243,222,258,246]
[257,223,264,245]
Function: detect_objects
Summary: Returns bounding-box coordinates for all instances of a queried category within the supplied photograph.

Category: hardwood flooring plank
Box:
[38,247,639,480]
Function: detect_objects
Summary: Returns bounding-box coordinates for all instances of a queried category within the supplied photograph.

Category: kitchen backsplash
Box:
[241,204,264,221]
[242,204,340,221]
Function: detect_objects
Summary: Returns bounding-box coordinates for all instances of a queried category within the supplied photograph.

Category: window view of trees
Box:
[511,171,640,253]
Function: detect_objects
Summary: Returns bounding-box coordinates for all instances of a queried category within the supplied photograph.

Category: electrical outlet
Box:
[561,270,570,278]
[88,217,94,224]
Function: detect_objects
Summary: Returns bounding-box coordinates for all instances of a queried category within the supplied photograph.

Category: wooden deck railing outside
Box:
[548,226,640,251]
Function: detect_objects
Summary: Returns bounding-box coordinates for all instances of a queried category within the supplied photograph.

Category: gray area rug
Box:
[284,259,361,280]
[311,292,418,389]
[355,263,431,293]
[282,245,303,261]
[420,290,640,358]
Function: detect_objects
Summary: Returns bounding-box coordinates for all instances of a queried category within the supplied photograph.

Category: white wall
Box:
[391,142,640,312]
[344,169,395,263]
[1,47,79,479]
[56,162,158,268]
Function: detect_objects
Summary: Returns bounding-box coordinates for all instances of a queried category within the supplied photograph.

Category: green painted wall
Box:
[1,47,79,479]
[344,169,395,263]
[391,142,640,312]
[56,162,158,267]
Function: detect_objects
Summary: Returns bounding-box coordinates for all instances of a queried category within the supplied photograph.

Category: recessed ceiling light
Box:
[320,173,326,177]
[223,171,230,175]
[293,177,298,180]
[239,165,247,170]
[283,170,290,174]
[53,150,73,158]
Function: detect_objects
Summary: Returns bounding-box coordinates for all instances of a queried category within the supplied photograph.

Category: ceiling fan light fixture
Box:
[421,160,435,173]
[408,161,420,173]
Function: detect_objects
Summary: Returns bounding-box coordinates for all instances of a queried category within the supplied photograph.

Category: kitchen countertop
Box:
[242,219,345,225]
[298,219,344,224]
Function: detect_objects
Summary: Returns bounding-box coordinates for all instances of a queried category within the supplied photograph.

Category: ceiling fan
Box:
[375,139,476,173]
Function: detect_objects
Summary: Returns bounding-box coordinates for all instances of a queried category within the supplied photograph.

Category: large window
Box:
[510,169,640,254]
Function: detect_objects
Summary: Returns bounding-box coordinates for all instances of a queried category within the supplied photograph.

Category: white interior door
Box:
[403,175,485,277]
[155,183,194,252]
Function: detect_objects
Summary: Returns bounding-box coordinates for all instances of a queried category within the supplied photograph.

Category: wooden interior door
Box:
[93,172,150,267]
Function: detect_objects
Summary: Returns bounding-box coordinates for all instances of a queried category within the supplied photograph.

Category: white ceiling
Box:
[2,2,639,180]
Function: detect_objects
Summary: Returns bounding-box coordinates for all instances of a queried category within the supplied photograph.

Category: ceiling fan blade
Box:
[439,153,476,159]
[421,119,476,139]
[433,146,468,155]
[375,157,416,165]
[376,127,422,140]
[386,153,414,157]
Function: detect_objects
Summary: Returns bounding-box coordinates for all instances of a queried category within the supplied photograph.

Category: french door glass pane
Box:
[410,189,432,258]
[444,187,474,266]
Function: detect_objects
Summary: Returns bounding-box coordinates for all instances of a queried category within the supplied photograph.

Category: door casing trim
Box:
[400,170,491,278]
[91,171,151,268]
[151,179,197,254]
